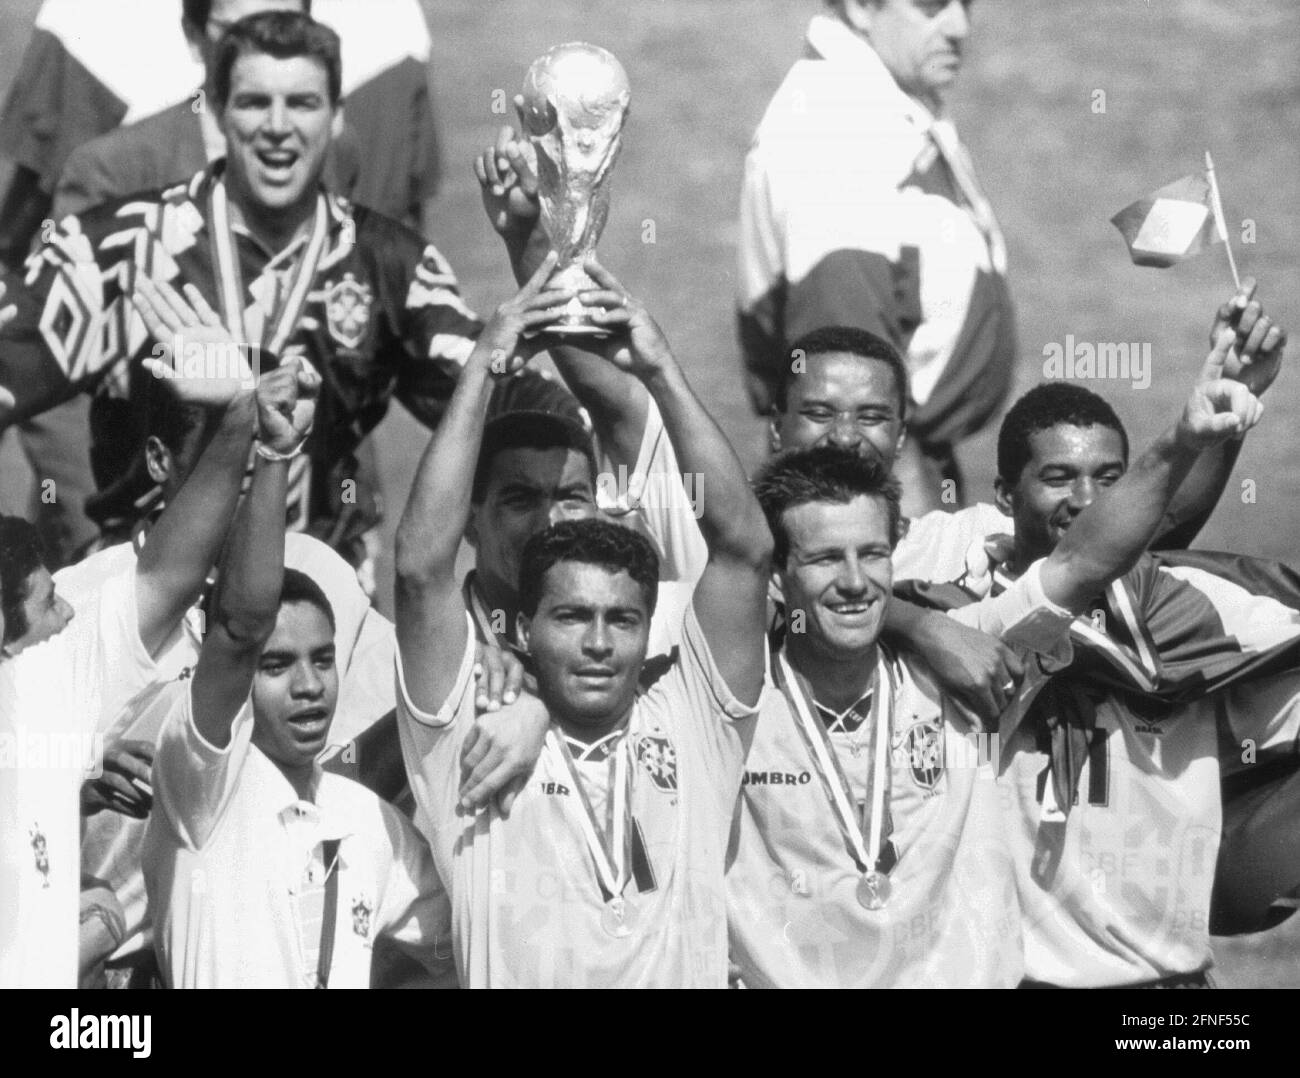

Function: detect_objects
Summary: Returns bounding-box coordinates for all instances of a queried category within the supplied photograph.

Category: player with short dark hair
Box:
[394,262,771,987]
[517,518,660,622]
[211,6,340,108]
[984,373,1300,987]
[471,410,596,509]
[277,566,336,632]
[140,356,453,989]
[778,324,909,418]
[996,382,1130,488]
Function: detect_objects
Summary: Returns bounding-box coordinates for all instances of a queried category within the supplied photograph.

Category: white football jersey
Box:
[727,646,1021,987]
[398,604,757,987]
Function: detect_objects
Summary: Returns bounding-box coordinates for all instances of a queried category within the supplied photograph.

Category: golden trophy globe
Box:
[520,42,630,336]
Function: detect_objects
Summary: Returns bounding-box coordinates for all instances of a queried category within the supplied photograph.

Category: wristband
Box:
[255,437,307,462]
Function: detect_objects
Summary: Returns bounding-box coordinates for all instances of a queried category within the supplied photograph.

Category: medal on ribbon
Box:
[546,727,638,938]
[775,648,898,911]
[208,173,330,357]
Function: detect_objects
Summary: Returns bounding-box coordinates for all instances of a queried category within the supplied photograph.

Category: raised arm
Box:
[130,277,263,657]
[579,263,772,704]
[190,360,320,749]
[1152,279,1286,549]
[394,256,568,713]
[1041,330,1262,612]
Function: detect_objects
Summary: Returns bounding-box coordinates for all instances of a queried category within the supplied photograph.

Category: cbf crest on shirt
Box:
[0,162,482,555]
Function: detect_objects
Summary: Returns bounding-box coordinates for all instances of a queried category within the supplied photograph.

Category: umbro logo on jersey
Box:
[634,734,678,792]
[743,770,812,787]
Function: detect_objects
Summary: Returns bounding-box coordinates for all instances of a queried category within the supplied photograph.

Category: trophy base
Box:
[528,302,614,341]
[544,321,612,339]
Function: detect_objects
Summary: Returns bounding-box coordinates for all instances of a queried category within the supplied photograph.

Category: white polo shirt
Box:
[0,564,158,988]
[74,532,398,966]
[142,685,454,989]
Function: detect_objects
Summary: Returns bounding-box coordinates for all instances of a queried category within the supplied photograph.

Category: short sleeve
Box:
[373,800,457,988]
[642,602,759,812]
[394,610,477,729]
[62,562,160,736]
[151,683,255,851]
[677,601,761,723]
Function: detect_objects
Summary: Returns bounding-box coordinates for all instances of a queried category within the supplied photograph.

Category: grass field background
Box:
[2,0,1298,984]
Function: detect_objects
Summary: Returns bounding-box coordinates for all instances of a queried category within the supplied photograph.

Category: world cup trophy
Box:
[519,43,630,336]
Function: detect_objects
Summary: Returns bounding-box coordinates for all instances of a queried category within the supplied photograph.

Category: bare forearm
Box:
[551,345,648,467]
[213,456,288,645]
[506,226,551,286]
[1046,427,1198,610]
[395,359,494,582]
[882,597,937,652]
[1152,438,1243,550]
[135,393,255,655]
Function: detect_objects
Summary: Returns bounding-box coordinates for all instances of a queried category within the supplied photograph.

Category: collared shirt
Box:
[65,532,398,965]
[143,684,453,989]
[0,563,158,988]
[812,689,873,735]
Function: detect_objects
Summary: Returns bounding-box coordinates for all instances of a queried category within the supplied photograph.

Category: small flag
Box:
[1110,173,1226,268]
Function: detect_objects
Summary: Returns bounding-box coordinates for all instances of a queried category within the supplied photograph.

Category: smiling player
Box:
[394,266,771,987]
[0,10,481,571]
[727,329,1271,987]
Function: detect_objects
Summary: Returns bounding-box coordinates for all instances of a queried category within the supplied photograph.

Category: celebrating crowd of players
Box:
[1,2,1298,990]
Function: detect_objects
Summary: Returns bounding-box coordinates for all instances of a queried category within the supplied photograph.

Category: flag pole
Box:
[1204,150,1241,289]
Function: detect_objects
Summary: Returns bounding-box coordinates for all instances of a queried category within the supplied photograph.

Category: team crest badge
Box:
[30,825,50,888]
[324,273,372,350]
[351,896,373,938]
[634,734,678,792]
[900,720,944,790]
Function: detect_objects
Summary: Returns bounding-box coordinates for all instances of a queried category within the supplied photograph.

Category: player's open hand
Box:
[476,120,541,243]
[578,257,676,377]
[473,641,527,714]
[459,653,547,819]
[1176,329,1265,452]
[135,275,252,406]
[255,356,321,455]
[1209,277,1287,398]
[470,251,573,376]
